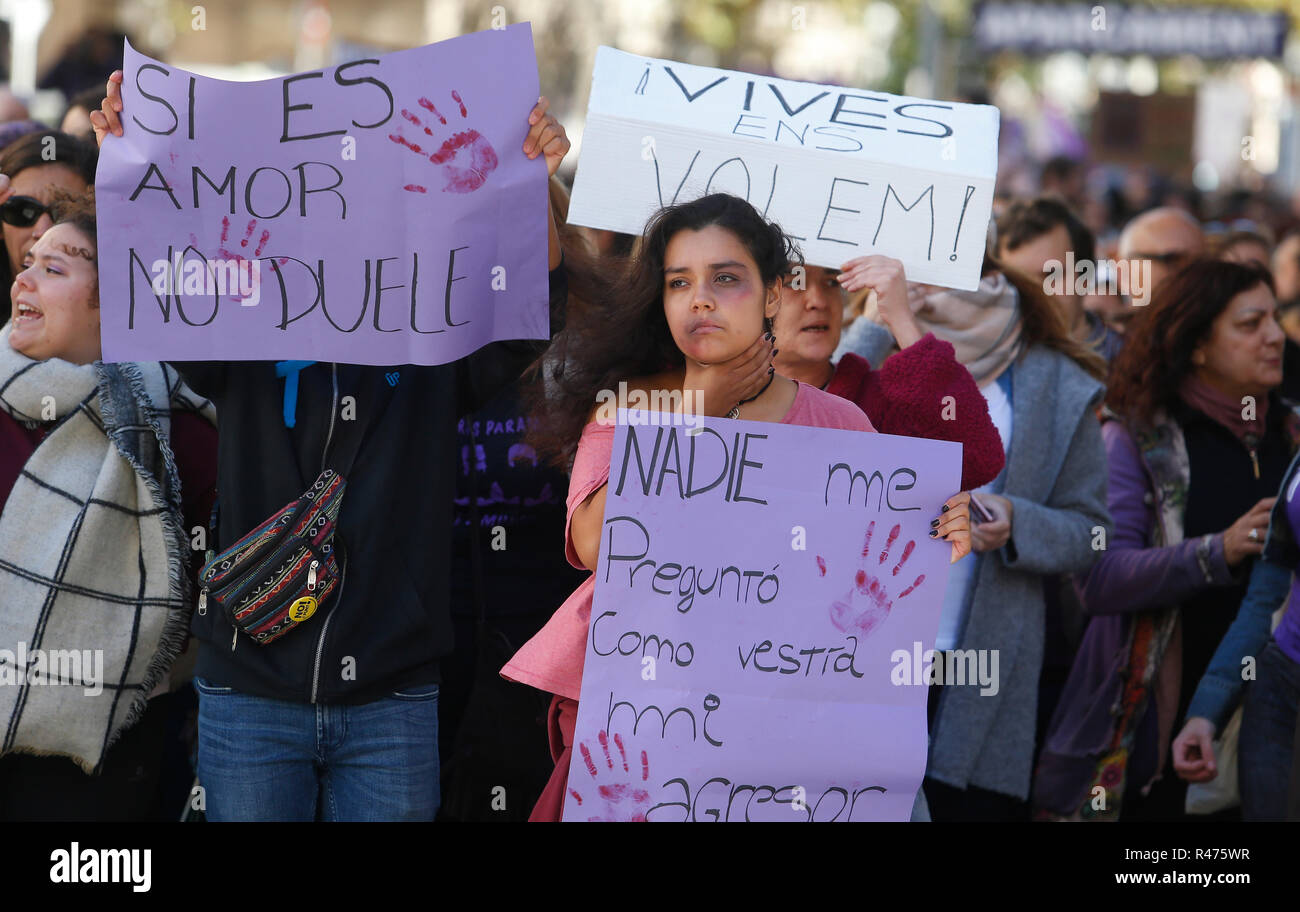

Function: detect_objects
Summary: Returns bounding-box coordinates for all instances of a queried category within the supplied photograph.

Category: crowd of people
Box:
[0,51,1297,823]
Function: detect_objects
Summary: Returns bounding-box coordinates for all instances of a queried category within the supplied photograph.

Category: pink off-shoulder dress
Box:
[501,381,874,821]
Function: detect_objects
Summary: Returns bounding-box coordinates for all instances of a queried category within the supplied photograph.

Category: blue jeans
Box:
[195,677,440,821]
[1239,639,1300,821]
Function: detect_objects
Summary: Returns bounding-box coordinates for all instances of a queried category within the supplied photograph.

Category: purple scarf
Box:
[1179,375,1268,445]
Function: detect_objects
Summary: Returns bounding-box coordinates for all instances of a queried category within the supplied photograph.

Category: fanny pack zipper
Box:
[229,546,326,630]
[236,557,327,645]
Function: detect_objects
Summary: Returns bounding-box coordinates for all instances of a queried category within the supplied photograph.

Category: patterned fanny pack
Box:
[199,468,346,648]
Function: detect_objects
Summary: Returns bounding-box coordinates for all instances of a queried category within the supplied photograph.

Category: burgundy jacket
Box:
[826,336,1006,490]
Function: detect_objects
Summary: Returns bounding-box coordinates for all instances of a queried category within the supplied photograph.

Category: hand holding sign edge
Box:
[90,70,126,147]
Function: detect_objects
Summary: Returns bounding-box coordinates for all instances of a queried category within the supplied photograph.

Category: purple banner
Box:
[564,413,961,822]
[95,25,549,365]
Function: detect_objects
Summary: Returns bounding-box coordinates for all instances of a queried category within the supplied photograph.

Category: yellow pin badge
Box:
[288,596,318,622]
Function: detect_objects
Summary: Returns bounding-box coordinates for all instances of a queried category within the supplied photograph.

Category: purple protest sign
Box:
[563,413,961,822]
[95,25,549,365]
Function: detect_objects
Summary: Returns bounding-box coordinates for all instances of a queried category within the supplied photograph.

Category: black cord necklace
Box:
[727,371,776,419]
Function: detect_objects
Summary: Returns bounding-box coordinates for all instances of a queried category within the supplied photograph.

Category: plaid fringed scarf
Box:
[0,326,215,773]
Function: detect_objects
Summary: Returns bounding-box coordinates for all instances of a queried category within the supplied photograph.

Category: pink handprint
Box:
[818,520,925,636]
[567,730,652,822]
[389,90,499,194]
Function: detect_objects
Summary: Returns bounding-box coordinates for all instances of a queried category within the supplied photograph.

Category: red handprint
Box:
[186,217,285,305]
[389,90,499,194]
[567,730,652,822]
[817,520,925,636]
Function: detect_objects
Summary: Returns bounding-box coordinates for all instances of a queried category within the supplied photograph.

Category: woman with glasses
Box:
[0,130,98,325]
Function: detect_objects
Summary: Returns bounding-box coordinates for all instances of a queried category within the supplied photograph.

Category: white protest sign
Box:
[569,47,1000,290]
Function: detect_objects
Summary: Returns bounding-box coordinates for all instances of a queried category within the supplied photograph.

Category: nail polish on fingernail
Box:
[942,504,950,512]
[931,519,939,527]
[772,349,780,356]
[929,530,937,538]
[769,367,775,375]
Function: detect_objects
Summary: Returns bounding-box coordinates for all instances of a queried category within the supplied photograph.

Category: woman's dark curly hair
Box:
[1107,258,1275,426]
[46,185,96,248]
[44,185,98,304]
[527,193,801,466]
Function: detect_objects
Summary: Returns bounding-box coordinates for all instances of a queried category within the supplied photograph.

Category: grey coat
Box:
[840,323,1111,799]
[938,346,1109,798]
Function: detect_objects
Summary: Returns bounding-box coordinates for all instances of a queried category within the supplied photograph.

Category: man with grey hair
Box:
[1117,207,1205,311]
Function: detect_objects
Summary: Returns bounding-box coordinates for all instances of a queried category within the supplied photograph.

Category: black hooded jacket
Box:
[177,266,565,704]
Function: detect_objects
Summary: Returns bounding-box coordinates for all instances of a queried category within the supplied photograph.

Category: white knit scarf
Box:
[862,272,1025,386]
[0,325,215,773]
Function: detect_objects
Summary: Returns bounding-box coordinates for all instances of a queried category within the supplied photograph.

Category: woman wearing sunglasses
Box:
[0,130,98,325]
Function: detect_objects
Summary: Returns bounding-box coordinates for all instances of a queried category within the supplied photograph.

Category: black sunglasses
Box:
[0,196,49,228]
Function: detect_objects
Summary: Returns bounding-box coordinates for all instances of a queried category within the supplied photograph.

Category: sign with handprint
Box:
[95,26,549,365]
[568,47,999,289]
[563,412,961,821]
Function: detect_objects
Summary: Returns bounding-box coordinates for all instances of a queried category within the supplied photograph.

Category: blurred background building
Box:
[7,0,1300,240]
